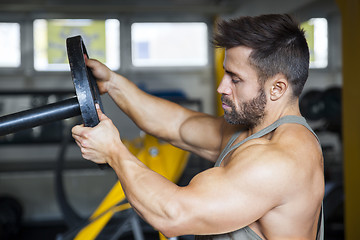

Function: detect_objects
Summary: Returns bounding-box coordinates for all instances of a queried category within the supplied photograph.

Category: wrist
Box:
[107,71,118,94]
[107,141,131,168]
[108,71,129,96]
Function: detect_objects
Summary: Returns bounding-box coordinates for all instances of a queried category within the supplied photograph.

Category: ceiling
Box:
[0,0,336,18]
[0,0,240,14]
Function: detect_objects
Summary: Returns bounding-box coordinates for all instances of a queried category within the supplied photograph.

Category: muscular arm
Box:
[87,59,223,160]
[72,109,281,236]
[108,139,288,237]
[110,74,223,159]
[72,111,324,238]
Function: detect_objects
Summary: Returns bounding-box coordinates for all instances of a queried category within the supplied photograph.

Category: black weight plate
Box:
[299,89,325,121]
[66,35,104,127]
[323,86,342,133]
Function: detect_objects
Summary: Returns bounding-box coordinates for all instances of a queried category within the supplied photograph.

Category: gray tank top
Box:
[195,115,324,240]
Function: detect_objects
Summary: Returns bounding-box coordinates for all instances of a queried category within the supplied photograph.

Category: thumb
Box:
[95,104,107,121]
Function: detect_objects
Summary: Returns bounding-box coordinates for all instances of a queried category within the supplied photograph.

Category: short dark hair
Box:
[213,14,309,97]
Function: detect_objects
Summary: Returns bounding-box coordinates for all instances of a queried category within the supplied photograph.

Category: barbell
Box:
[0,36,103,136]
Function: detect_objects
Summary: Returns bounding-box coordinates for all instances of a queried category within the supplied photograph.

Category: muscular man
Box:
[72,14,324,239]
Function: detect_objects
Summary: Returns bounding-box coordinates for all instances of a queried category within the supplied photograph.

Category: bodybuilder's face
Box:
[221,88,266,128]
[217,46,267,128]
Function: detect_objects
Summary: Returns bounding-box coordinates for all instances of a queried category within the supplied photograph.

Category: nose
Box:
[217,75,232,95]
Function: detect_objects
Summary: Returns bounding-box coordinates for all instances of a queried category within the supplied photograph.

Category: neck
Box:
[248,100,301,135]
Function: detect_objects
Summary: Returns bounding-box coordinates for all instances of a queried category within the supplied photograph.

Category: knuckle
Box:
[81,139,88,148]
[82,130,92,140]
[104,118,113,126]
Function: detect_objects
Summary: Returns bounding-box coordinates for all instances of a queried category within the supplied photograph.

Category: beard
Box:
[221,88,267,129]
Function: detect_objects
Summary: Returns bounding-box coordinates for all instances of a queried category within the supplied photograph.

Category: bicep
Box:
[168,160,284,236]
[170,113,225,161]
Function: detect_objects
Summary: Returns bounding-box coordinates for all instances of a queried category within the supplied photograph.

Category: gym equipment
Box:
[299,89,325,121]
[0,196,23,240]
[299,86,342,135]
[322,87,342,133]
[0,35,103,136]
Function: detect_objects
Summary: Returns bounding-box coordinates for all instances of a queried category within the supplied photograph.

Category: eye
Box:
[231,78,241,84]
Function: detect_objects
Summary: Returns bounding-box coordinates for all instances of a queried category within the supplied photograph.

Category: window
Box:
[301,18,328,68]
[131,22,208,67]
[0,23,21,68]
[33,19,120,71]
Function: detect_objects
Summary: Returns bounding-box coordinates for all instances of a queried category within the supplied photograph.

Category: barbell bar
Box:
[0,35,103,136]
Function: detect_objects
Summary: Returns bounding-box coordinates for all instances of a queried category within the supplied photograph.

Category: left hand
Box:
[72,105,122,165]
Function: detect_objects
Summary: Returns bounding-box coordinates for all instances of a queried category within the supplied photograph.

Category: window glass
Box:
[34,19,120,71]
[0,23,21,67]
[132,22,208,67]
[301,18,328,68]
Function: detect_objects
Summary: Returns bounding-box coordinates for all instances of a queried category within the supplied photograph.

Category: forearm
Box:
[107,72,196,141]
[104,71,224,161]
[109,146,182,235]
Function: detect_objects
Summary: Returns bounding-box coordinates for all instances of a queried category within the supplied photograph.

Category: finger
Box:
[71,124,86,137]
[74,139,82,148]
[80,148,89,160]
[72,131,81,141]
[85,58,100,69]
[72,125,82,136]
[72,132,84,147]
[95,104,108,121]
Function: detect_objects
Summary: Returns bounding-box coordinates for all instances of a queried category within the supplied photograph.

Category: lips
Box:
[221,96,232,110]
[222,102,231,110]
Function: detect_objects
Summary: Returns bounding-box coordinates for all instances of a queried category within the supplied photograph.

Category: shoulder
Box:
[226,122,323,197]
[227,140,296,182]
[231,121,322,170]
[272,121,323,162]
[237,121,322,165]
[224,140,293,191]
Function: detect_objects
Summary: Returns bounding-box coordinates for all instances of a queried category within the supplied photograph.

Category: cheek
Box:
[234,85,256,102]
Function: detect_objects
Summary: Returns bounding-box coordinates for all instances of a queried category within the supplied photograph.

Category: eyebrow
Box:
[223,65,241,79]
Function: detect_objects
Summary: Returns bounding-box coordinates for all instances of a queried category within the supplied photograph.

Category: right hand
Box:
[85,57,114,94]
[72,104,124,165]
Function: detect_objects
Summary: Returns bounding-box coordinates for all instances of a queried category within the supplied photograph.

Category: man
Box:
[72,14,324,239]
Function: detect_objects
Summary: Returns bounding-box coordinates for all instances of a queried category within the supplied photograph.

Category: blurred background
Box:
[0,0,358,239]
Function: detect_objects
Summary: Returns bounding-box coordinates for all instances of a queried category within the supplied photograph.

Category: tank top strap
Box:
[317,204,324,240]
[215,115,319,167]
[216,131,242,166]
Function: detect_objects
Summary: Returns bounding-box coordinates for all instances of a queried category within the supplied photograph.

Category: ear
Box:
[269,75,288,101]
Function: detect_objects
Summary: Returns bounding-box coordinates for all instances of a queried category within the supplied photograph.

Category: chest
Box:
[217,131,271,167]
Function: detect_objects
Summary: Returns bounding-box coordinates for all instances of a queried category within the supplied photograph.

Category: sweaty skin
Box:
[72,46,324,239]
